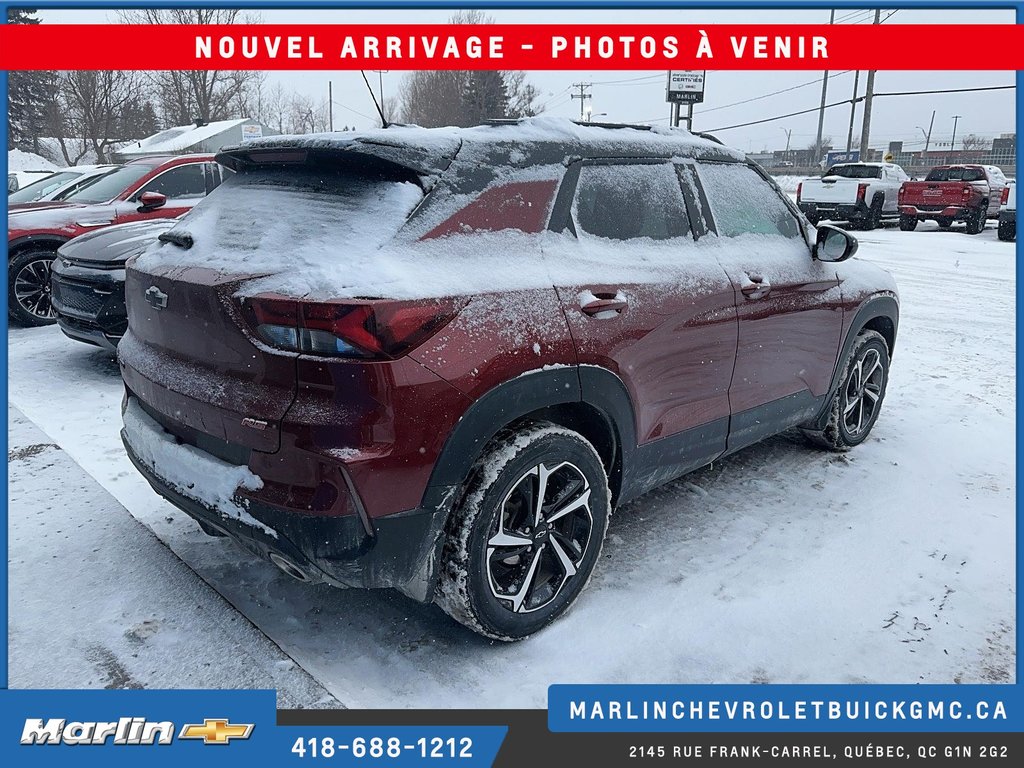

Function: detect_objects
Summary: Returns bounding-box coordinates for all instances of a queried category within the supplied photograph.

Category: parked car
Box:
[7,154,226,326]
[7,164,119,204]
[897,164,1008,234]
[998,179,1016,242]
[8,169,56,194]
[51,218,177,350]
[797,162,910,230]
[119,119,899,640]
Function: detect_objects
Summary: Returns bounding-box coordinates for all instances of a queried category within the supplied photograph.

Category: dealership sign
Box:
[825,150,860,166]
[666,70,706,104]
[240,123,263,142]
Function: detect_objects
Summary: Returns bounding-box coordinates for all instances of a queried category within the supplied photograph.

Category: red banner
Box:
[1,23,1023,70]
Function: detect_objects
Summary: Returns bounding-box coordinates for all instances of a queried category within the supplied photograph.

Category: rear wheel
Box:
[435,422,610,641]
[998,219,1016,241]
[965,205,986,235]
[860,197,883,231]
[802,330,889,451]
[8,250,59,327]
[898,214,918,232]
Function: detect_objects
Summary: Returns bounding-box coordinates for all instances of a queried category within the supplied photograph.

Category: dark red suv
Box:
[119,119,898,640]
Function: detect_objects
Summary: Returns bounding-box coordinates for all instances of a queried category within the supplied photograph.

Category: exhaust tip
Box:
[269,552,309,582]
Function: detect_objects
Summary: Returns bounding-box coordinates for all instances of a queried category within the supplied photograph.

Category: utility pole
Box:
[951,114,962,150]
[917,110,935,153]
[813,9,836,164]
[858,8,882,158]
[845,69,860,152]
[328,81,333,132]
[781,127,793,162]
[571,82,592,121]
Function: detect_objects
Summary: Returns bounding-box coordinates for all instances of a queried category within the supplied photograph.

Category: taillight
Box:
[962,186,974,199]
[242,295,460,359]
[857,183,868,201]
[1001,186,1010,205]
[796,182,802,202]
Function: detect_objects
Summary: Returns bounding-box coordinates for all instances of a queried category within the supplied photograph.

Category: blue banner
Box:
[0,690,508,767]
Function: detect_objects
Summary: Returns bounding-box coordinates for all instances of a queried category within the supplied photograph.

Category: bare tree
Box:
[59,70,143,162]
[960,134,988,152]
[118,8,264,126]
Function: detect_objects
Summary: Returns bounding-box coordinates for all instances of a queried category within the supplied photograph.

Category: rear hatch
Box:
[120,141,447,454]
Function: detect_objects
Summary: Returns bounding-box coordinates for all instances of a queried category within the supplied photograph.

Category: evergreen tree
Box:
[460,71,509,127]
[7,9,53,152]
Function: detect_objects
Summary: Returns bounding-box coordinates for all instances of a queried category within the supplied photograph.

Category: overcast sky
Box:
[38,6,1016,153]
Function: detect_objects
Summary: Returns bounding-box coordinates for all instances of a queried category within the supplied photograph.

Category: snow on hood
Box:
[8,201,114,233]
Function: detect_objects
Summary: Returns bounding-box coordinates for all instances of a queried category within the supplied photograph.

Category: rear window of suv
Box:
[142,166,424,293]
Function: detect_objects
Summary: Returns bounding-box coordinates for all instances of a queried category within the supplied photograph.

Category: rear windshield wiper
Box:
[158,230,193,250]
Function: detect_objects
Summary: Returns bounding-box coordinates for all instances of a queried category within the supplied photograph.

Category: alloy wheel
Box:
[843,348,884,437]
[14,258,56,320]
[485,461,594,614]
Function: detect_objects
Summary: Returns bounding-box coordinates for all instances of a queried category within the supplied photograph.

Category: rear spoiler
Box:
[216,132,462,180]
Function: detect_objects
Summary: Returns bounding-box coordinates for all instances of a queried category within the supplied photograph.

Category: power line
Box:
[700,70,854,116]
[704,84,1015,133]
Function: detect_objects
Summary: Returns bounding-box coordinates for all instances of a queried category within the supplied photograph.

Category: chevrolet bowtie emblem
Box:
[179,719,254,745]
[145,285,168,310]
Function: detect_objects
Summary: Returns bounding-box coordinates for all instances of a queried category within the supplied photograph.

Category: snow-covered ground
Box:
[7,220,1015,707]
[7,148,59,171]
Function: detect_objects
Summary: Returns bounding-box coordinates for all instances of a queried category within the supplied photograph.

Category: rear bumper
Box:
[799,200,869,221]
[121,395,454,602]
[899,204,971,220]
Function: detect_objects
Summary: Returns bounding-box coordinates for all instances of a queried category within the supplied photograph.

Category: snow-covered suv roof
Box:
[216,116,745,177]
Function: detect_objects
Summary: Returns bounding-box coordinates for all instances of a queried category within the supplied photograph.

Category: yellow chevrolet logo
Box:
[179,718,254,745]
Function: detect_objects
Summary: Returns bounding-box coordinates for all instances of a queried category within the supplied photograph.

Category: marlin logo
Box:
[21,717,174,745]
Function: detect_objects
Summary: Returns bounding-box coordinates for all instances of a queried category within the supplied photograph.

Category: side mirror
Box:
[814,224,858,262]
[138,191,167,212]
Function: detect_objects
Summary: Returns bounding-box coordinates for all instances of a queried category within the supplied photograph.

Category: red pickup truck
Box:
[897,164,1008,234]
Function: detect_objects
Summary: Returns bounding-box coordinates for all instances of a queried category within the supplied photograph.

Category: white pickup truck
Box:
[998,179,1016,241]
[797,162,910,230]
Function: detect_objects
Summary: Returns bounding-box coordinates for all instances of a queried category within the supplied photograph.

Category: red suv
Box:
[7,154,226,326]
[119,120,899,640]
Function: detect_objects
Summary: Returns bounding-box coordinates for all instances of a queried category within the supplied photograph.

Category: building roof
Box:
[119,118,259,157]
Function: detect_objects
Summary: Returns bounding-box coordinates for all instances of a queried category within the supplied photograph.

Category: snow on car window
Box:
[697,162,802,240]
[572,164,690,241]
[136,167,424,297]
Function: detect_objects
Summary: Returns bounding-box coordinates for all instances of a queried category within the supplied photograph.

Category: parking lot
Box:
[8,218,1015,707]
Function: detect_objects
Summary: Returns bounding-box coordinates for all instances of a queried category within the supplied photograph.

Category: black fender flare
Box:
[810,294,899,429]
[7,234,72,262]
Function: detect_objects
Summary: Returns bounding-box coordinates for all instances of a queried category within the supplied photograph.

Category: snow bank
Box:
[8,148,59,172]
[771,175,805,194]
[122,398,274,537]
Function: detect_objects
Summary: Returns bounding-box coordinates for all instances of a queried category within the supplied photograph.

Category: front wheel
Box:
[8,250,60,327]
[802,330,890,451]
[436,422,611,641]
[898,214,918,232]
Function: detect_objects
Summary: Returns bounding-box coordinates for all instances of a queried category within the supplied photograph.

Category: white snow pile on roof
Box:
[8,149,59,172]
[120,118,253,156]
[228,116,743,162]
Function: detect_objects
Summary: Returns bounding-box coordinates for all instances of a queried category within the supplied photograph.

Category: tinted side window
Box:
[140,164,207,199]
[698,162,802,239]
[573,164,690,241]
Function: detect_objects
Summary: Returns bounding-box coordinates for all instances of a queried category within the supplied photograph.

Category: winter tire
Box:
[898,214,918,232]
[8,250,60,327]
[801,330,889,452]
[998,219,1016,242]
[937,217,953,228]
[435,422,611,641]
[861,196,883,231]
[965,205,986,235]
